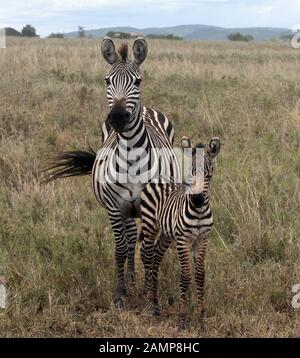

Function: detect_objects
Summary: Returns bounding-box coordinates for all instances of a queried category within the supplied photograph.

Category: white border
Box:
[0,27,5,49]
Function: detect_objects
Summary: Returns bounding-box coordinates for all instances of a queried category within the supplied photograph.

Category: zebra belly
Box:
[159,224,212,244]
[189,225,212,240]
[97,180,144,217]
[188,216,213,242]
[173,218,213,244]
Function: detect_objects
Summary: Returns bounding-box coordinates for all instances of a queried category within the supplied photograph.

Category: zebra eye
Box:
[105,77,111,86]
[134,78,141,87]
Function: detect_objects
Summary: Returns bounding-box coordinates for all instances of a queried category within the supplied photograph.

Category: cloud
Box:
[1,0,300,35]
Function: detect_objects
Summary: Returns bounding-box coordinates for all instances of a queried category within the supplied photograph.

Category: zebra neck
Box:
[117,103,148,149]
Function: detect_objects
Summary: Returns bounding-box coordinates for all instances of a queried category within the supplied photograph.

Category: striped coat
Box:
[140,137,221,329]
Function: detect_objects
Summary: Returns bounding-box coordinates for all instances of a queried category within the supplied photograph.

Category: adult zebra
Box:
[140,137,221,328]
[45,37,180,307]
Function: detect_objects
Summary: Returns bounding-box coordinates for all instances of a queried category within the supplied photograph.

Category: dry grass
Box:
[0,37,300,337]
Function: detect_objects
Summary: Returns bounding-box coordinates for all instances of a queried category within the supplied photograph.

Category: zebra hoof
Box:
[117,286,127,297]
[142,284,147,296]
[168,296,175,306]
[143,302,160,317]
[114,287,127,309]
[127,271,136,283]
[178,317,190,331]
[199,311,205,331]
[153,305,161,317]
[114,296,126,310]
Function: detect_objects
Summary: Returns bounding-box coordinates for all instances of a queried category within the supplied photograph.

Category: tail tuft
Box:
[42,149,96,183]
[138,231,144,242]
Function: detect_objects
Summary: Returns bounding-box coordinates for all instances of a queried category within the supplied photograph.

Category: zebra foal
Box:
[140,136,221,329]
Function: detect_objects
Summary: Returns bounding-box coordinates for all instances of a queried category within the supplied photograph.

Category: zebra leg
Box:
[109,211,128,308]
[141,224,158,313]
[139,231,148,296]
[177,236,192,330]
[151,234,173,316]
[193,237,208,329]
[125,218,137,282]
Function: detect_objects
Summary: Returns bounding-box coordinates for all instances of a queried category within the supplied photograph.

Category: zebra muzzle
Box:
[191,193,205,208]
[108,105,131,133]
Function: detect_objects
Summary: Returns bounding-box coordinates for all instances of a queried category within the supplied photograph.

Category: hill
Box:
[63,24,292,41]
[186,26,292,41]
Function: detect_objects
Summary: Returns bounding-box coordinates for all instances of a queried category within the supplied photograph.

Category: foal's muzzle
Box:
[191,193,205,208]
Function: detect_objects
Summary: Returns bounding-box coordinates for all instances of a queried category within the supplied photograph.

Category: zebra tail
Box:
[42,148,97,183]
[138,231,144,242]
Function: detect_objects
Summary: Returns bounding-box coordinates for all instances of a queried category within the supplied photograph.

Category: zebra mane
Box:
[118,42,128,61]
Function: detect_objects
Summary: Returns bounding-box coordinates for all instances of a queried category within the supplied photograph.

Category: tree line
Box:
[106,31,183,40]
[5,25,39,37]
[5,25,270,42]
[227,32,254,42]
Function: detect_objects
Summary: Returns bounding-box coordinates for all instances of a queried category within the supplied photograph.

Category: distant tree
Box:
[130,32,143,38]
[21,24,37,37]
[106,31,131,39]
[165,34,182,40]
[245,34,254,42]
[280,32,294,41]
[5,27,21,37]
[48,33,64,39]
[146,33,182,40]
[78,26,86,38]
[106,31,119,38]
[228,32,253,42]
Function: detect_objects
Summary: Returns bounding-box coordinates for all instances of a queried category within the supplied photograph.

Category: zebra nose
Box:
[191,193,205,208]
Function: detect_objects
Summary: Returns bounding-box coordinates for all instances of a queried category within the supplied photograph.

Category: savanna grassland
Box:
[0,37,300,337]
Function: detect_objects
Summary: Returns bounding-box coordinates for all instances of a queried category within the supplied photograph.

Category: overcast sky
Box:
[1,0,300,36]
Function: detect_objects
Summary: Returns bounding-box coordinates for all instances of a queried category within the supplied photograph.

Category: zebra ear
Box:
[181,136,191,149]
[132,37,148,65]
[207,137,221,159]
[101,37,119,65]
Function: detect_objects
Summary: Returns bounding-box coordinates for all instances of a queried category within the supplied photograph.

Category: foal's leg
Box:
[193,236,208,329]
[177,236,192,330]
[140,223,158,312]
[151,234,173,316]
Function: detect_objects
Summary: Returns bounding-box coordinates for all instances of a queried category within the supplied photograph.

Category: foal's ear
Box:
[101,37,119,65]
[132,37,148,65]
[181,136,191,149]
[207,137,221,159]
